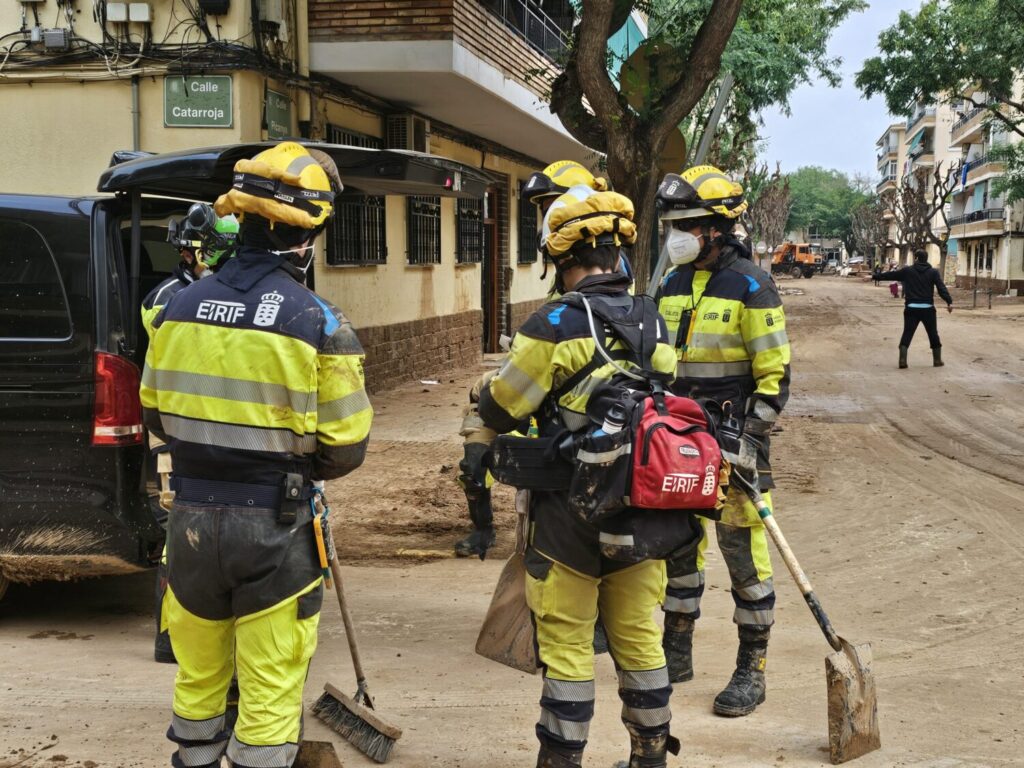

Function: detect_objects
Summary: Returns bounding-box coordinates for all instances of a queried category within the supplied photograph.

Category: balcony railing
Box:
[877,174,897,191]
[909,142,934,159]
[906,107,937,132]
[948,208,1005,227]
[951,106,986,136]
[479,0,571,59]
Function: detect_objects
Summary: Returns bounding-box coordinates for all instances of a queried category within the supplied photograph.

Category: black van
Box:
[0,143,488,599]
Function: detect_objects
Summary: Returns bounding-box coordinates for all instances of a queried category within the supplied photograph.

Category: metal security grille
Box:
[457,198,485,263]
[325,125,387,265]
[407,196,442,264]
[518,199,538,263]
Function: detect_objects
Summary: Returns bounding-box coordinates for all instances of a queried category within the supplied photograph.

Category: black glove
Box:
[458,442,490,498]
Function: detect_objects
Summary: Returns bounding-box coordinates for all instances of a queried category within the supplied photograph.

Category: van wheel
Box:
[790,267,802,279]
[803,269,815,279]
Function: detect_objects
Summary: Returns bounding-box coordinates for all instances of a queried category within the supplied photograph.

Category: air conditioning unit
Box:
[385,114,430,154]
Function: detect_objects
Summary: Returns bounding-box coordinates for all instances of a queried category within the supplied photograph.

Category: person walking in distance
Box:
[875,249,953,368]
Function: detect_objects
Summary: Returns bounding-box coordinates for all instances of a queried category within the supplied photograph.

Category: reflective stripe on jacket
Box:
[656,246,790,415]
[140,248,371,484]
[479,272,677,434]
[141,264,195,340]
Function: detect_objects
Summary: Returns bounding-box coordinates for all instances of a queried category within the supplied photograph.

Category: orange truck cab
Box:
[771,242,822,279]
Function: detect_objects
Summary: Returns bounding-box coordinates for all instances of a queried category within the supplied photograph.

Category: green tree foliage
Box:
[786,166,871,247]
[551,0,865,285]
[855,0,1024,202]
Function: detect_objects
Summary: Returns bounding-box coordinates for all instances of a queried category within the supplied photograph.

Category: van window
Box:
[0,219,72,340]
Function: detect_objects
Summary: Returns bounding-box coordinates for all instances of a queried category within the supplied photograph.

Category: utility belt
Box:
[170,473,314,524]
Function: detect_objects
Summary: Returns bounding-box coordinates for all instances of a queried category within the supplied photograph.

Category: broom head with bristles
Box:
[312,683,402,764]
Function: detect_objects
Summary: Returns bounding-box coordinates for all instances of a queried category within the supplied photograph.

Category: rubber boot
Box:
[662,613,694,683]
[712,627,769,717]
[154,561,176,664]
[454,490,495,560]
[536,740,584,768]
[613,725,681,768]
[933,346,944,367]
[898,345,909,369]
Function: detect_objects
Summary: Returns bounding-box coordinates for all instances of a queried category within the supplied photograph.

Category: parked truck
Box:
[771,242,822,279]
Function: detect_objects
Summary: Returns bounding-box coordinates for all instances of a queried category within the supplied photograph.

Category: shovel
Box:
[731,471,881,764]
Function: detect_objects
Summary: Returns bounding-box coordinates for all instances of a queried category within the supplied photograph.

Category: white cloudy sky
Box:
[757,0,924,179]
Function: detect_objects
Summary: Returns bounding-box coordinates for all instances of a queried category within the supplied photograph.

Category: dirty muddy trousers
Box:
[526,559,672,763]
[899,306,941,349]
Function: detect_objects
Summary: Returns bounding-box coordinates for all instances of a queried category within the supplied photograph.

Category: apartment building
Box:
[875,121,906,264]
[946,89,1024,292]
[0,0,622,388]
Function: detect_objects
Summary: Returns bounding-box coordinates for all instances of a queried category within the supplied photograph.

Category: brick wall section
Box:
[509,297,547,334]
[308,0,556,98]
[309,0,454,40]
[357,309,482,392]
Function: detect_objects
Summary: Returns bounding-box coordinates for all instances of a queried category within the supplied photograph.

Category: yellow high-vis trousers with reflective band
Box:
[525,558,672,751]
[163,579,322,768]
[665,490,775,628]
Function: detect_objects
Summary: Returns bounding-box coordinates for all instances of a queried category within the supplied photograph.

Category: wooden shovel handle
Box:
[736,476,844,653]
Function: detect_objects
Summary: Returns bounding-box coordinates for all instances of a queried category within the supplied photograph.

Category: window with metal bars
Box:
[456,198,485,264]
[324,125,388,266]
[407,196,442,265]
[518,198,538,263]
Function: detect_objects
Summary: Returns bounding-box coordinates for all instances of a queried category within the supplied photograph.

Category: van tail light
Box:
[93,352,144,447]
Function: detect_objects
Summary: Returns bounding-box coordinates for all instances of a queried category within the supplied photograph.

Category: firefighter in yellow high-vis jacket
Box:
[141,142,372,768]
[479,187,686,768]
[454,161,611,559]
[654,165,791,718]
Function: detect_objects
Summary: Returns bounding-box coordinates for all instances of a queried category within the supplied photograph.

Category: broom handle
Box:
[735,475,843,653]
[324,520,372,696]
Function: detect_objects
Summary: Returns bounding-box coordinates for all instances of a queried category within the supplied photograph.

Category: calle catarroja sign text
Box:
[164,76,233,128]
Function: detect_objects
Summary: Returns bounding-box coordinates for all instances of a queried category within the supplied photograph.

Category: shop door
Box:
[481,187,500,353]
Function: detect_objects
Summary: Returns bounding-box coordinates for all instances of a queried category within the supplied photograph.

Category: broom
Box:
[311,494,403,763]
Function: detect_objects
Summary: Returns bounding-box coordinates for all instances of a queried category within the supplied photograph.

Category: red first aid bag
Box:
[628,394,722,511]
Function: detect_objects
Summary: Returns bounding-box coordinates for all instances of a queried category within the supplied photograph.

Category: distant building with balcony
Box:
[946,89,1024,292]
[876,122,906,264]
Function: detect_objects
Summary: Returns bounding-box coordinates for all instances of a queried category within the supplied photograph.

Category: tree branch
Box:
[550,48,609,152]
[576,0,633,138]
[650,0,745,140]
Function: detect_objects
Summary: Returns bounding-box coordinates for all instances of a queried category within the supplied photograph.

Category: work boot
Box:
[662,613,694,683]
[454,527,495,559]
[933,346,944,367]
[536,740,584,768]
[898,345,909,369]
[613,725,681,768]
[713,627,769,717]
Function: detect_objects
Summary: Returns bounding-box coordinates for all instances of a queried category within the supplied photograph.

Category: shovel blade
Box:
[825,639,881,764]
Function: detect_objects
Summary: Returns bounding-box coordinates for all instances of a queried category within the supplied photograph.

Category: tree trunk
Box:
[605,132,660,292]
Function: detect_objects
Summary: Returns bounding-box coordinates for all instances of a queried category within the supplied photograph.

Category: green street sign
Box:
[164,76,232,128]
[265,89,292,139]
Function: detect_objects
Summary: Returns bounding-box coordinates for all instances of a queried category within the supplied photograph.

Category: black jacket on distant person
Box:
[877,263,953,307]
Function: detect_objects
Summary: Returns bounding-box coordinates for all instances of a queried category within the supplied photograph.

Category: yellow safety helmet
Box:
[214,142,338,230]
[543,188,637,267]
[656,164,747,222]
[522,160,608,206]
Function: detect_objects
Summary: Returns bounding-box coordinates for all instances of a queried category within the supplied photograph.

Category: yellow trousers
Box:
[163,580,321,768]
[525,557,671,750]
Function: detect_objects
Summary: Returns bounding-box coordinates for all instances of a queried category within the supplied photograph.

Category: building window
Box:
[325,125,387,266]
[407,196,442,265]
[518,200,538,264]
[456,198,485,264]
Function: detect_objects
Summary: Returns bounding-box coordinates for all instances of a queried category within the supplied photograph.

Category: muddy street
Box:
[1,276,1022,768]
